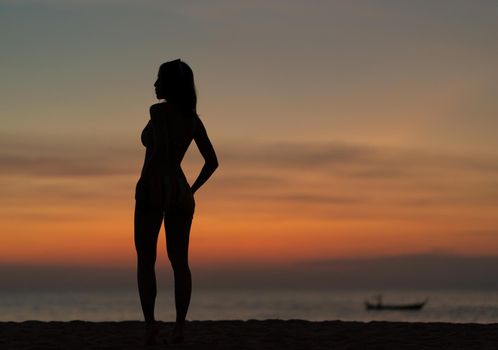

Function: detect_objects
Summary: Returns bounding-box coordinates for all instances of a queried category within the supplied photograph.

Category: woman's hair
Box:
[158,59,198,113]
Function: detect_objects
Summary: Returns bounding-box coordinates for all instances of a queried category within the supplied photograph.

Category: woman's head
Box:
[154,59,197,112]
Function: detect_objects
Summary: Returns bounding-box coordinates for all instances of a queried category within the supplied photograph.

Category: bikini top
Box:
[141,121,153,148]
[140,105,198,174]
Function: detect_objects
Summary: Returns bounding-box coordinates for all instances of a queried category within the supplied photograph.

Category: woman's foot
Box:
[144,322,160,346]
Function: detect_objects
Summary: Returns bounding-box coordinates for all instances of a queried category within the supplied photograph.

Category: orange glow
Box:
[2,166,497,269]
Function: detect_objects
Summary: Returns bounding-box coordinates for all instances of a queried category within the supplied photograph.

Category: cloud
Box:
[293,252,498,289]
[0,132,138,177]
[3,252,498,291]
[214,142,498,208]
[235,193,368,205]
[219,141,375,168]
[0,154,132,177]
[2,133,498,212]
[1,125,490,213]
[2,131,498,180]
[452,230,498,237]
[212,174,285,187]
[219,141,498,177]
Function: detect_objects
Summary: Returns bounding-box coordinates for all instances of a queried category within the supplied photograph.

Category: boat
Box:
[364,295,428,311]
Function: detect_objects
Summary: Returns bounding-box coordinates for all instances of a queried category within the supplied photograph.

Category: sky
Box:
[1,1,498,289]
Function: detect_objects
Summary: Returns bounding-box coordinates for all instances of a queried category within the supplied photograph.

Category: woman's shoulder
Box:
[150,102,193,115]
[149,102,199,126]
[149,102,170,115]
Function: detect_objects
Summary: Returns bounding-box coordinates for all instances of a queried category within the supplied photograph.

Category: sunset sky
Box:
[1,1,497,285]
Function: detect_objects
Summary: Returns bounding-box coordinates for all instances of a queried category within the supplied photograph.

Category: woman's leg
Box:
[134,204,163,325]
[164,214,193,336]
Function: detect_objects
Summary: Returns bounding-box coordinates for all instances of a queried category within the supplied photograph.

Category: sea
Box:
[2,288,498,324]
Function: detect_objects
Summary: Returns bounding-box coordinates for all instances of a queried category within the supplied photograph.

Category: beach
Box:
[2,319,498,350]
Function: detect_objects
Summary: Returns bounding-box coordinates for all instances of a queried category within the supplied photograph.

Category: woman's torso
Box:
[136,103,197,214]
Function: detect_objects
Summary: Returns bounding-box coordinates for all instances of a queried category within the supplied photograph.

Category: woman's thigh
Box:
[134,203,164,261]
[164,215,193,263]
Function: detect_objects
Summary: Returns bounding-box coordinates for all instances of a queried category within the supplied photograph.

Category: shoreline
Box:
[2,319,498,349]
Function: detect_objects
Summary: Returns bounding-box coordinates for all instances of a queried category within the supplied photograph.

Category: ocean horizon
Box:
[3,288,498,324]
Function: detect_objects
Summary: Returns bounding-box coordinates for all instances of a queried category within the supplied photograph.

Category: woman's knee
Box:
[137,251,157,267]
[168,254,189,271]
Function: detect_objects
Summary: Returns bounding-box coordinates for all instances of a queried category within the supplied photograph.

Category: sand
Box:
[1,319,498,350]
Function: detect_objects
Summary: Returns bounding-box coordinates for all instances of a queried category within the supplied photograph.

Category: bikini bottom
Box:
[135,174,195,217]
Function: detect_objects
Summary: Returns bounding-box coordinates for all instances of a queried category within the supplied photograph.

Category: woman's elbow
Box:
[207,158,219,171]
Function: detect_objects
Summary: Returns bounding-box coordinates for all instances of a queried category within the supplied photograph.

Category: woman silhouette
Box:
[134,59,218,345]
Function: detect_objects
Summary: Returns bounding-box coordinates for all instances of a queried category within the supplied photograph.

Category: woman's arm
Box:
[190,116,218,194]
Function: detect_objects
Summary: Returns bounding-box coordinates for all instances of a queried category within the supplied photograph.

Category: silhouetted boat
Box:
[364,295,428,311]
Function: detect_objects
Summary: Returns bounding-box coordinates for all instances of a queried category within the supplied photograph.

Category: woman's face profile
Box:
[154,74,166,100]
